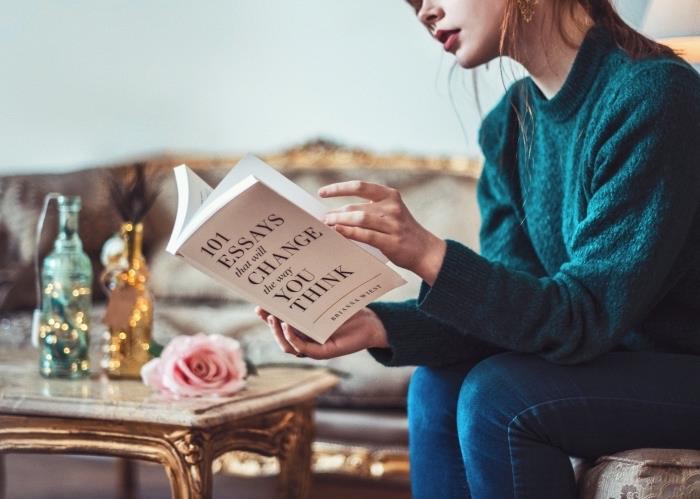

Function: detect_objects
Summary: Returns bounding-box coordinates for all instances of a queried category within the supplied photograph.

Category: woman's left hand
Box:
[319,180,446,285]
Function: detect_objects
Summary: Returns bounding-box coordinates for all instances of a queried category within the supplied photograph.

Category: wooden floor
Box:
[2,454,411,499]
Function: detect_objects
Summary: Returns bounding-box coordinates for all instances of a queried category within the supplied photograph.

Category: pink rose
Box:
[141,333,247,397]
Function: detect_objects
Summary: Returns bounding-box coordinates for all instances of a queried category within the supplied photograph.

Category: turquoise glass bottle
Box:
[38,195,93,378]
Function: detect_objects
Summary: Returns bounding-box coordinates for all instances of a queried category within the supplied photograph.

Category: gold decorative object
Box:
[517,0,538,23]
[136,139,483,179]
[0,403,313,499]
[101,162,161,379]
[101,221,154,378]
[263,139,482,178]
[216,441,410,481]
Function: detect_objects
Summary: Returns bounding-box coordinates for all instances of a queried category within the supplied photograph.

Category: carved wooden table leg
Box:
[0,401,324,499]
[276,404,314,499]
[0,362,337,499]
[0,415,217,499]
[163,430,213,499]
[207,405,315,499]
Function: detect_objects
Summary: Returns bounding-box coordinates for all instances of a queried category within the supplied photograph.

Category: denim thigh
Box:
[456,351,700,499]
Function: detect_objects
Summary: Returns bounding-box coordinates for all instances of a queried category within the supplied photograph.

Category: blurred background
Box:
[0,0,652,174]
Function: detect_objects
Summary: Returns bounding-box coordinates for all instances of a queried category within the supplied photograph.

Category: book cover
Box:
[167,156,406,344]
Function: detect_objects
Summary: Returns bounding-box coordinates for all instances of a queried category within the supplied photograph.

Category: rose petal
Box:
[140,358,164,390]
[208,335,247,380]
[144,333,247,397]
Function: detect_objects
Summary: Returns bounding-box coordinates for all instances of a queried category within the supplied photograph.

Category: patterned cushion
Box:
[578,448,700,498]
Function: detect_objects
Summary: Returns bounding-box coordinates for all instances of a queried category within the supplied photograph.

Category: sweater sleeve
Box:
[366,300,506,367]
[380,64,700,366]
[364,156,549,369]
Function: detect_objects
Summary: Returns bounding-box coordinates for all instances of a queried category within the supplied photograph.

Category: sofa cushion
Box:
[578,448,700,498]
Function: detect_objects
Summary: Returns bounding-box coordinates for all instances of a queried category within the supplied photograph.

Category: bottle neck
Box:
[55,208,82,250]
[122,222,144,269]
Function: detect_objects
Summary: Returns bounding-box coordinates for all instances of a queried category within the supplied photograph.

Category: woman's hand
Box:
[319,181,446,286]
[255,306,389,360]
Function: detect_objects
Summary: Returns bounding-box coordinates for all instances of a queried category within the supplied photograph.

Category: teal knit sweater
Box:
[368,25,700,367]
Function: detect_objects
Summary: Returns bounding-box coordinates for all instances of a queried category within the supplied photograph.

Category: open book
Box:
[166,154,407,344]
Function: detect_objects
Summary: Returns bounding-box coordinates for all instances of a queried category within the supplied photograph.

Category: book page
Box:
[177,179,406,344]
[171,175,259,254]
[203,154,389,263]
[166,165,214,254]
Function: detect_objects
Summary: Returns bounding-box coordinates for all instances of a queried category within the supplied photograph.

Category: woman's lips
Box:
[443,32,459,52]
[435,29,460,52]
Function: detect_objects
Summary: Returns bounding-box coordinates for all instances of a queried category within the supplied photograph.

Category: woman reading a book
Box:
[256,0,700,497]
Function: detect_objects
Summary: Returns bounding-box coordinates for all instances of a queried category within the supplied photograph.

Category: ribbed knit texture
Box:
[368,25,700,366]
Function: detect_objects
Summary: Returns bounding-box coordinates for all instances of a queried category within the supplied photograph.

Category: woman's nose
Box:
[418,2,445,27]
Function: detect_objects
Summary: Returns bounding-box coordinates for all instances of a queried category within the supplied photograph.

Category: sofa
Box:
[1,140,699,498]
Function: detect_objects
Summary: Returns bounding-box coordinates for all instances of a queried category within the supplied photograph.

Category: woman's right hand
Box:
[254,306,389,360]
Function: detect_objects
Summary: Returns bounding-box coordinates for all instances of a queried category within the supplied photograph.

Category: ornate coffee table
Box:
[0,348,338,499]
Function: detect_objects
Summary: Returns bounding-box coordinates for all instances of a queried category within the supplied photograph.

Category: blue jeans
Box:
[408,351,700,499]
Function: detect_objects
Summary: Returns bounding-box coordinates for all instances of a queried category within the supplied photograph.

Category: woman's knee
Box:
[408,364,473,432]
[456,352,532,434]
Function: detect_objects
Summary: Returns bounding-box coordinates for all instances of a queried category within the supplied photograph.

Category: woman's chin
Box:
[454,46,494,69]
[455,51,493,69]
[456,58,480,70]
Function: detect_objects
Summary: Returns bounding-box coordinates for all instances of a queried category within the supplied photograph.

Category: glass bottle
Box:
[102,221,153,378]
[38,195,93,378]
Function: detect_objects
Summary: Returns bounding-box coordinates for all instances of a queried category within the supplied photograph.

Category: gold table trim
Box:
[0,352,338,499]
[0,403,314,499]
[215,441,410,481]
[111,138,483,178]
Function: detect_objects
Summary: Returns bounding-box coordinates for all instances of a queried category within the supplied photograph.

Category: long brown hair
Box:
[499,0,676,62]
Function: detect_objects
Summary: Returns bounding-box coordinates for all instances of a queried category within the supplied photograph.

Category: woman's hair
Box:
[499,0,676,63]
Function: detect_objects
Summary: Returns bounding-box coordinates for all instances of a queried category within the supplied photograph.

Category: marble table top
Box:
[0,348,338,428]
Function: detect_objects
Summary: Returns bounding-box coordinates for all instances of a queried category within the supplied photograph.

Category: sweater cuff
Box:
[366,300,433,367]
[417,239,491,328]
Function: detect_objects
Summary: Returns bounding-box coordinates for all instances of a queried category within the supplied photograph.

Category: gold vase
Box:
[102,222,153,379]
